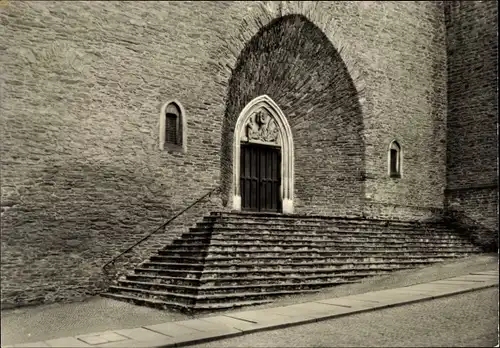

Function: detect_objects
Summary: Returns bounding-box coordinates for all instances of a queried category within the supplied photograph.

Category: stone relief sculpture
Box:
[244,109,280,144]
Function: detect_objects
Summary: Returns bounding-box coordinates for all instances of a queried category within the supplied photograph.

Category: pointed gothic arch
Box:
[388,139,403,178]
[232,95,294,214]
[159,100,187,153]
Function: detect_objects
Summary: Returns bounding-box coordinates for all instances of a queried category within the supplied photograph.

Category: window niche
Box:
[388,140,402,178]
[159,100,186,153]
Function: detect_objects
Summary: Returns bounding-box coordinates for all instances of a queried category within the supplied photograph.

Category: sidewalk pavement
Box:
[5,270,498,348]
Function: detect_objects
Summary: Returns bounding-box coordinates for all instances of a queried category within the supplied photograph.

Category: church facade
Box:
[1,1,497,308]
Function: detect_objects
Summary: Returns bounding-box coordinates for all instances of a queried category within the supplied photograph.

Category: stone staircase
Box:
[101,212,483,312]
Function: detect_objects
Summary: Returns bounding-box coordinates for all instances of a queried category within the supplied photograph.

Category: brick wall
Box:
[1,1,451,307]
[444,1,499,238]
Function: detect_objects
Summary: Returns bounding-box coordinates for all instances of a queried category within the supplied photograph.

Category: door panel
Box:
[240,144,281,212]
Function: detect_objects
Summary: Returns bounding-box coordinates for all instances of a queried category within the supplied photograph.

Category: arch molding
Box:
[233,95,294,214]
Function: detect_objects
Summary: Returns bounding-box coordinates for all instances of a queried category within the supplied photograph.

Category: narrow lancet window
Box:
[164,103,181,146]
[389,141,402,178]
[160,101,186,152]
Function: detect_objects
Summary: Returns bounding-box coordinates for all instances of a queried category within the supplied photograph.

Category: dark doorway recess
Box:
[240,143,282,212]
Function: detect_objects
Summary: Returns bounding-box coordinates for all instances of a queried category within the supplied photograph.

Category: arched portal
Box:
[219,13,365,217]
[233,95,294,214]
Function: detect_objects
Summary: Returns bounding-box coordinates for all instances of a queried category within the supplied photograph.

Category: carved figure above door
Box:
[242,108,280,145]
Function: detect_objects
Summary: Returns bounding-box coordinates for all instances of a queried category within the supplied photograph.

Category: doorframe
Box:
[232,95,294,214]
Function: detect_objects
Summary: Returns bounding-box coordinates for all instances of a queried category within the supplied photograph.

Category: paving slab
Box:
[339,295,382,304]
[144,322,201,338]
[200,316,257,332]
[173,318,240,334]
[224,310,289,323]
[347,289,431,304]
[457,274,498,282]
[224,310,316,328]
[440,277,494,283]
[76,331,129,345]
[315,297,381,309]
[427,279,495,288]
[386,289,443,301]
[98,338,171,348]
[13,342,51,347]
[98,332,129,343]
[45,337,91,347]
[402,282,496,297]
[451,273,497,278]
[157,328,244,347]
[266,302,344,319]
[433,280,486,285]
[401,284,464,292]
[77,336,109,345]
[115,328,176,342]
[73,331,128,346]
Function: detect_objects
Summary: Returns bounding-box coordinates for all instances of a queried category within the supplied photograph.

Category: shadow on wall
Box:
[444,209,499,252]
[102,187,225,283]
[219,14,365,214]
[0,155,223,308]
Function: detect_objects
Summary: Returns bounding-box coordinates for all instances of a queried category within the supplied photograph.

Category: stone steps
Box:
[114,279,361,296]
[177,234,472,246]
[106,286,322,306]
[132,266,413,281]
[134,267,424,279]
[188,228,470,241]
[167,241,477,250]
[159,249,478,259]
[165,238,477,248]
[140,260,430,272]
[173,237,473,247]
[101,292,193,311]
[191,224,457,235]
[101,292,273,311]
[125,274,386,291]
[184,225,463,235]
[143,260,436,270]
[102,211,482,312]
[195,276,368,288]
[124,273,362,288]
[200,217,454,229]
[149,255,457,265]
[134,267,203,279]
[126,274,201,287]
[207,212,452,229]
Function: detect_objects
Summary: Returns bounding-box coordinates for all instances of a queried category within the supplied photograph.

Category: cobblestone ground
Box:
[190,287,499,348]
[1,254,497,346]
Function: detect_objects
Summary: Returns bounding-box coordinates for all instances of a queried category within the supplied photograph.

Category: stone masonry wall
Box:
[358,1,448,214]
[1,1,450,307]
[0,1,229,308]
[444,1,499,239]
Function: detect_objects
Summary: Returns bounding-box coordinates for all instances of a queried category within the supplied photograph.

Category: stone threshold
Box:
[7,270,498,348]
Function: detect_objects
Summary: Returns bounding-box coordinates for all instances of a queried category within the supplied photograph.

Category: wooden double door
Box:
[240,143,282,212]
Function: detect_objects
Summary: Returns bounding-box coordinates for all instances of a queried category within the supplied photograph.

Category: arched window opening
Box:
[389,140,402,178]
[159,100,186,152]
[165,103,181,146]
